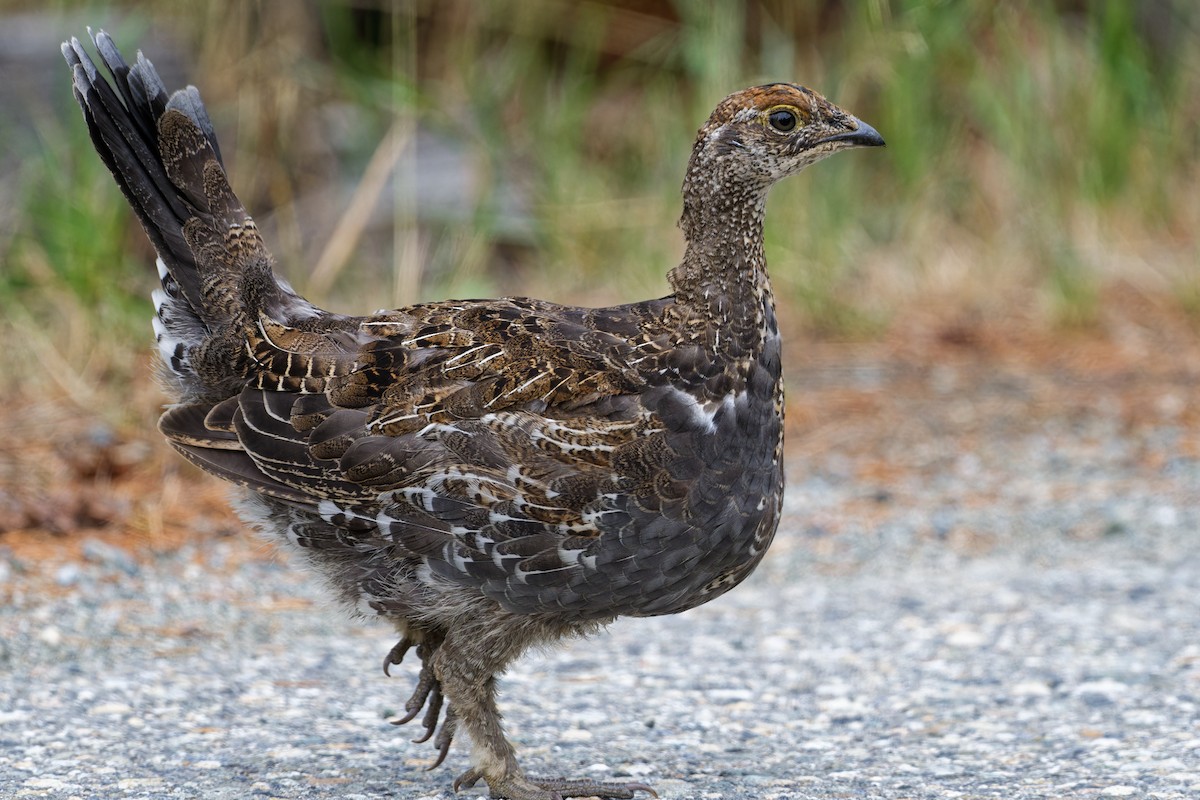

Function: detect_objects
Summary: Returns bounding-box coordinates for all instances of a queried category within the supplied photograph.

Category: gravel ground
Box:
[2,372,1198,800]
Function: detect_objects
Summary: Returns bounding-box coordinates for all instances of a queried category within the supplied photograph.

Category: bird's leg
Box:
[435,635,655,800]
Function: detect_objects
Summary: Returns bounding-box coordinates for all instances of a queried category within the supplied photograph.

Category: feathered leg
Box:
[433,632,655,800]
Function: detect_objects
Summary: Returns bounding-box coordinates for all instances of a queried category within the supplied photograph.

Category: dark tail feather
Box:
[63,31,210,320]
[63,30,324,401]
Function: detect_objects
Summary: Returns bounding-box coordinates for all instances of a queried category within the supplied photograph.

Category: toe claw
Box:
[391,705,422,726]
[426,733,453,771]
[426,706,457,770]
[381,637,413,678]
[453,767,483,791]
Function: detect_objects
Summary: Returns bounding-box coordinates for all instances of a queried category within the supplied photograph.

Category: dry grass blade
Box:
[306,121,413,301]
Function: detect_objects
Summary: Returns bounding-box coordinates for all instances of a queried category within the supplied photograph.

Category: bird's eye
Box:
[768,108,797,133]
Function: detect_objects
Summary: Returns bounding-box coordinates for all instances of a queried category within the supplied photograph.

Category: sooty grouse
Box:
[64,29,883,800]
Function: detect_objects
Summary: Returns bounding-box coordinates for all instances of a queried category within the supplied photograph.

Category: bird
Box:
[63,28,883,800]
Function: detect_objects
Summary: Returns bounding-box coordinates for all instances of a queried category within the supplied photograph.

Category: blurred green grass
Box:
[2,0,1198,402]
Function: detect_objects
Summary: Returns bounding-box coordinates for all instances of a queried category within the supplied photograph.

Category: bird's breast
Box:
[600,347,784,617]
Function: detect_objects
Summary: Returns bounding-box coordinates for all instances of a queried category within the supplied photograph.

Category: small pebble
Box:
[54,563,81,587]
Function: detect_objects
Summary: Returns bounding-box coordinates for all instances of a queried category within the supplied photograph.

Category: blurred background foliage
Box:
[0,0,1198,421]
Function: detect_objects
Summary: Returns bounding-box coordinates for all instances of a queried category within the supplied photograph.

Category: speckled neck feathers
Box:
[671,157,772,360]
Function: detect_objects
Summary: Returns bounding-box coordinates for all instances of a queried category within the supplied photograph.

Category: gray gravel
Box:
[2,404,1198,799]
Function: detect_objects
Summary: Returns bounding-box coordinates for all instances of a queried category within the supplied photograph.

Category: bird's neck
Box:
[669,182,776,359]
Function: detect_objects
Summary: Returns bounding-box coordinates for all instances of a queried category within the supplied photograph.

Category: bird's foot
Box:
[384,636,456,766]
[387,645,443,732]
[454,768,656,800]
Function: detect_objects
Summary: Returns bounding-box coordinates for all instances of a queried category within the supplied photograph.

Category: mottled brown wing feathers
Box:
[152,288,782,617]
[161,405,314,505]
[158,296,662,518]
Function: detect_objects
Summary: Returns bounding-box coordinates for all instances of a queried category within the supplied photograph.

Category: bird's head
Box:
[686,83,884,193]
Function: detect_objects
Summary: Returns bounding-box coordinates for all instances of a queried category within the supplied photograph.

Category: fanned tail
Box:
[62,29,321,402]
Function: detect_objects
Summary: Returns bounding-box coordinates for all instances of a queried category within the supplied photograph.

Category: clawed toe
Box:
[453,770,656,800]
[426,705,457,770]
[526,777,657,800]
[381,637,414,677]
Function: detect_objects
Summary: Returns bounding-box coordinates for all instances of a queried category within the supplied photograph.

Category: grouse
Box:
[63,29,884,800]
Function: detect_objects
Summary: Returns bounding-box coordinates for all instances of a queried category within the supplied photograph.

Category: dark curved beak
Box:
[819,119,885,148]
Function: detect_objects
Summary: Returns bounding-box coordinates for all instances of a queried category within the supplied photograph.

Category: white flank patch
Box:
[557,545,597,571]
[402,486,440,513]
[317,499,342,524]
[417,421,468,438]
[722,391,743,422]
[666,387,717,433]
